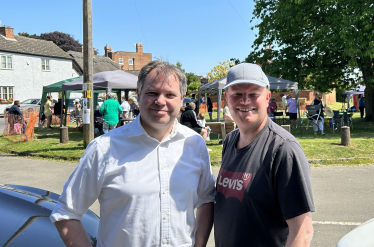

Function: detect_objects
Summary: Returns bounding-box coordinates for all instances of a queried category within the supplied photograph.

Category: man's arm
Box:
[285,212,313,247]
[194,202,214,247]
[55,219,93,247]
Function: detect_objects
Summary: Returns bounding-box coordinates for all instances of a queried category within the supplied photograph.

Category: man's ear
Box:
[136,88,140,100]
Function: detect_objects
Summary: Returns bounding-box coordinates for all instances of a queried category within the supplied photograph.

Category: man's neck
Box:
[236,118,267,149]
[140,117,175,143]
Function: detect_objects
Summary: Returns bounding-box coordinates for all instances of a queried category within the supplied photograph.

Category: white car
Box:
[336,218,374,246]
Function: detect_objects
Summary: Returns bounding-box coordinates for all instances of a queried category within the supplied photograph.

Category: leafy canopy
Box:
[207,60,234,82]
[246,0,374,91]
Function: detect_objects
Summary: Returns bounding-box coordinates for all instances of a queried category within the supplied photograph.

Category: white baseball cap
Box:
[224,63,270,90]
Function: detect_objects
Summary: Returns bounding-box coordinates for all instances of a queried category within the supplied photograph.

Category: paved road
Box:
[1,154,374,247]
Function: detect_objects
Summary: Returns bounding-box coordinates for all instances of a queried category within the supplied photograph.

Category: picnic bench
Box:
[205,122,235,142]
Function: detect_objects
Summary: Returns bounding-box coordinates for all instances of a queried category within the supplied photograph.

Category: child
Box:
[197,113,210,141]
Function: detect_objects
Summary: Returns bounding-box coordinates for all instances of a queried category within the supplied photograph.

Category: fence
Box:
[3,109,38,142]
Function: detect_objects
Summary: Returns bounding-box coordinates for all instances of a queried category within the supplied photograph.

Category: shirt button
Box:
[163,214,168,219]
[163,190,167,194]
[163,239,168,244]
[161,166,165,170]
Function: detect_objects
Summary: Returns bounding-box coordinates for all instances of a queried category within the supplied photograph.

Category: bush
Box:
[187,82,200,92]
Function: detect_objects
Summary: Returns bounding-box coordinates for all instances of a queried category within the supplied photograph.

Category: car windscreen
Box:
[21,99,39,104]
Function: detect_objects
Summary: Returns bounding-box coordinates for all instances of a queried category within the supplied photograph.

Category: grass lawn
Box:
[1,102,373,166]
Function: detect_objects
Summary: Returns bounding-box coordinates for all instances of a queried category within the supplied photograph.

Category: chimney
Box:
[136,42,143,54]
[104,44,114,60]
[81,46,95,57]
[0,26,14,39]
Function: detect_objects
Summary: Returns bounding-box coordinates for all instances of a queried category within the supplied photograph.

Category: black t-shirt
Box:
[214,119,315,247]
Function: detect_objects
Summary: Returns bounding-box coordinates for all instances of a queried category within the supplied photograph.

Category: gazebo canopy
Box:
[343,84,365,95]
[198,75,298,92]
[62,70,138,91]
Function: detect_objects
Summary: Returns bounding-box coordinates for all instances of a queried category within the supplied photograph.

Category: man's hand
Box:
[285,212,313,247]
[194,202,214,247]
[55,219,93,247]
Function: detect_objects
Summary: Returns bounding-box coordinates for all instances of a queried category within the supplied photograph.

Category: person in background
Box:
[44,95,53,129]
[120,96,130,119]
[181,102,210,141]
[223,102,234,123]
[73,99,82,128]
[99,92,123,133]
[197,113,206,127]
[191,94,197,104]
[207,97,213,121]
[267,96,277,120]
[359,95,365,118]
[128,96,139,117]
[285,95,298,129]
[311,93,325,135]
[200,97,204,105]
[8,100,25,134]
[54,98,65,120]
[214,63,314,247]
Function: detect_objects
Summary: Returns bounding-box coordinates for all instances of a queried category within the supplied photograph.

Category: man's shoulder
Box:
[267,120,301,147]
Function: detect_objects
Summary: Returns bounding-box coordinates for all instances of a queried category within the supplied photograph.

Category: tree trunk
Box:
[60,126,69,144]
[361,64,374,121]
[365,83,373,121]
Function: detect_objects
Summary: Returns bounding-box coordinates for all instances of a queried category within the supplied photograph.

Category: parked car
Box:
[0,184,99,246]
[3,98,57,114]
[183,97,192,107]
[336,218,374,246]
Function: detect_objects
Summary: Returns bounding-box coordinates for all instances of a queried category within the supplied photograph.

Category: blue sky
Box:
[0,0,258,77]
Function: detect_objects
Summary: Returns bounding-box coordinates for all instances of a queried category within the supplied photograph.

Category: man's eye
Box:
[250,94,259,97]
[167,94,176,98]
[147,92,157,96]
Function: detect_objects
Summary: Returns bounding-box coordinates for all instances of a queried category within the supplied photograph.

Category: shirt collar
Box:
[128,114,187,142]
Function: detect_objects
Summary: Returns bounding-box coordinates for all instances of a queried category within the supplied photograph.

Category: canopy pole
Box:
[217,90,222,122]
[295,87,302,137]
[196,90,201,114]
[60,90,65,127]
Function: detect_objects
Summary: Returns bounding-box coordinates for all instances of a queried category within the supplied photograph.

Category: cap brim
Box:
[223,79,269,90]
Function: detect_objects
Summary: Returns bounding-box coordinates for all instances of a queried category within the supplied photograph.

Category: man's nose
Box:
[155,94,166,105]
[239,95,251,104]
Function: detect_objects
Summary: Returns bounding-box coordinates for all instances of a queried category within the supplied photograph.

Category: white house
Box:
[0,25,79,114]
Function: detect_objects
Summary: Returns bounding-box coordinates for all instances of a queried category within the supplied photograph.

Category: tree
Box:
[207,60,234,82]
[18,32,39,38]
[185,72,200,85]
[176,61,185,73]
[38,31,82,53]
[246,0,374,120]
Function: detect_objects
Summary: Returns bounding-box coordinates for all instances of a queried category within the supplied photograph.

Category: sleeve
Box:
[50,140,106,222]
[191,111,203,128]
[196,141,216,208]
[16,107,23,116]
[272,141,315,221]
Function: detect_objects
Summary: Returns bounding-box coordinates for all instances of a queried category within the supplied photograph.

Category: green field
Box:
[1,102,373,166]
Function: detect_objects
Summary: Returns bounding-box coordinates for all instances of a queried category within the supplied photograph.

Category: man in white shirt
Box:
[120,96,130,118]
[50,60,216,247]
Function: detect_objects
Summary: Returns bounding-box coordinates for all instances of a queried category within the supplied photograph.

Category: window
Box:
[128,58,134,65]
[0,86,14,101]
[1,55,13,69]
[119,58,124,64]
[41,58,50,71]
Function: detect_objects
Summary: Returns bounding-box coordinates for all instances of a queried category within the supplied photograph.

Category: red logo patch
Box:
[217,169,252,202]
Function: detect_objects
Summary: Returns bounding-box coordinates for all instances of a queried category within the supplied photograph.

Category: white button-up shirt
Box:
[50,116,216,247]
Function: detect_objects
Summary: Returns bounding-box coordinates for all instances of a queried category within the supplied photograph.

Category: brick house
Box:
[104,42,152,76]
[0,25,78,114]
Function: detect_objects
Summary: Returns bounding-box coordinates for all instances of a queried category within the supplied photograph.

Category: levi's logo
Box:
[217,168,252,202]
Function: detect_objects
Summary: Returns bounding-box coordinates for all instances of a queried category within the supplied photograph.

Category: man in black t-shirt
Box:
[214,63,315,247]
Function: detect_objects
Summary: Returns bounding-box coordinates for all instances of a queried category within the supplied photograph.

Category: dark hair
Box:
[137,60,187,97]
[14,100,20,105]
[207,97,212,103]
